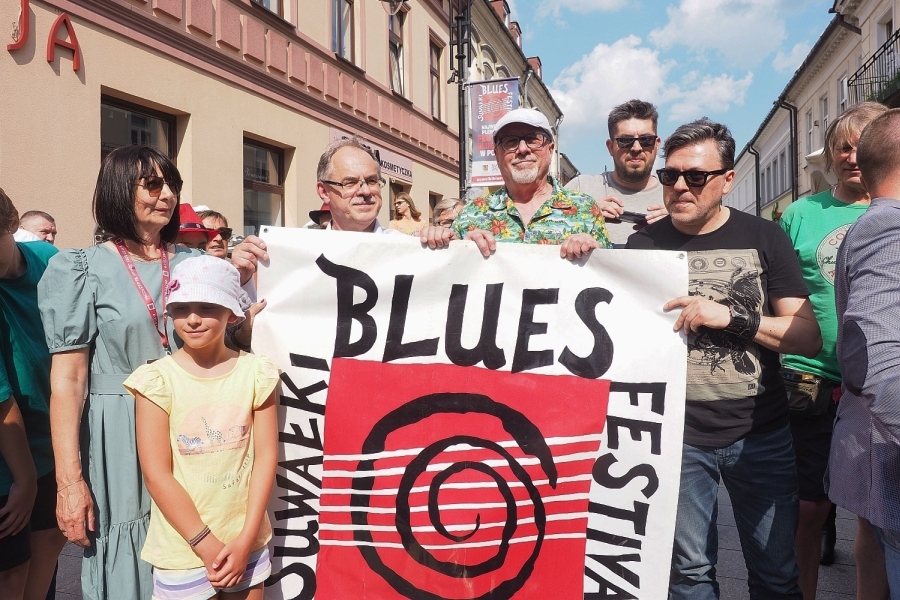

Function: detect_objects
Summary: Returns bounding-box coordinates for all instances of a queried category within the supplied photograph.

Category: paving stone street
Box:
[53,486,858,599]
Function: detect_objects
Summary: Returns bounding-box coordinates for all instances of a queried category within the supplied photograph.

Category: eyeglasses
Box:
[614,135,658,149]
[436,218,455,228]
[139,175,182,195]
[495,132,551,153]
[656,168,728,188]
[215,227,233,241]
[321,176,386,195]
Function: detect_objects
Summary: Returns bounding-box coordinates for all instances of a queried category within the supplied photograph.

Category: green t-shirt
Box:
[779,190,867,381]
[0,241,58,495]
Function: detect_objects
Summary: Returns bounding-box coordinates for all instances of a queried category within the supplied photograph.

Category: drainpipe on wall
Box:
[747,145,761,217]
[521,66,534,108]
[778,99,799,204]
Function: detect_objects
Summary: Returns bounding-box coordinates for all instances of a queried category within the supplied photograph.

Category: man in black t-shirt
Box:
[627,118,821,600]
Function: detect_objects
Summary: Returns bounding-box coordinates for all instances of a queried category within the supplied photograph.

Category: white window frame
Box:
[806,110,814,152]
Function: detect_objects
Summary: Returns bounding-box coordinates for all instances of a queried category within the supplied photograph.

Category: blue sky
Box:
[507,0,835,174]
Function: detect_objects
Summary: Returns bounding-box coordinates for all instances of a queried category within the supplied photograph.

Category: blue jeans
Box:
[872,525,900,600]
[670,424,801,600]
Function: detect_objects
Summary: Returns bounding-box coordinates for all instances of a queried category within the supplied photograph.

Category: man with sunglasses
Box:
[421,108,610,259]
[566,99,667,246]
[627,118,821,600]
[197,209,233,259]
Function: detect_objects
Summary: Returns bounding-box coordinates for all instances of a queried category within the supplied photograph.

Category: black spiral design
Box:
[350,393,558,600]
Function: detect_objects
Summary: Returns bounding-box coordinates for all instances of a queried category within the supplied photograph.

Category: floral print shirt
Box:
[452,176,612,248]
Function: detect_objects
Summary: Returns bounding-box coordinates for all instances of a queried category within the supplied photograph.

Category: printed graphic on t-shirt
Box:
[686,250,764,401]
[176,403,251,456]
[815,224,850,285]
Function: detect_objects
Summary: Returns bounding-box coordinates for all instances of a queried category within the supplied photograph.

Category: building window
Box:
[243,140,284,237]
[806,110,813,153]
[772,158,778,195]
[761,170,767,203]
[251,0,282,17]
[100,96,175,160]
[780,150,787,193]
[332,0,353,61]
[820,95,829,146]
[838,76,849,114]
[877,12,894,46]
[389,11,406,95]
[766,165,772,202]
[430,42,442,119]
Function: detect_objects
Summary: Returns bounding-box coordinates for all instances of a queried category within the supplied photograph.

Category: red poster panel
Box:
[317,359,610,600]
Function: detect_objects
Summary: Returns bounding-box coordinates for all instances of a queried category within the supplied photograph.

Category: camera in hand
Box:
[611,211,648,226]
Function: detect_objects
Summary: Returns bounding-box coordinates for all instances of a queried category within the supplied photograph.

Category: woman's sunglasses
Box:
[139,175,183,195]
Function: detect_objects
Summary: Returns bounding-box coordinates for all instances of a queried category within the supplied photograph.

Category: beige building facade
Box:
[2,0,460,248]
[731,0,899,218]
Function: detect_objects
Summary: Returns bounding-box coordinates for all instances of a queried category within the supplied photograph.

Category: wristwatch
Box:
[726,304,758,341]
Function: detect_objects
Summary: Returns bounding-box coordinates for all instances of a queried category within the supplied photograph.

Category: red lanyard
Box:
[113,238,172,354]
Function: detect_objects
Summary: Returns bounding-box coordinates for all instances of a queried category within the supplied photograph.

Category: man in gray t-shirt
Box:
[566,99,666,245]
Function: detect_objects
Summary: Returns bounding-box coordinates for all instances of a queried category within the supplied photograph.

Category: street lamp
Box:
[448,0,472,199]
[378,0,408,16]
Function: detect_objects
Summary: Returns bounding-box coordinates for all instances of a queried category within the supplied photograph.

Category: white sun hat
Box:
[166,255,252,319]
[493,108,554,142]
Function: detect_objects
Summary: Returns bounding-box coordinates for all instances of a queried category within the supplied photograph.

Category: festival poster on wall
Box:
[469,77,519,186]
[254,227,688,600]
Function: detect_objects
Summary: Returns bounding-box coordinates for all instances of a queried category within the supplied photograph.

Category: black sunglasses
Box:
[657,168,728,188]
[615,135,658,149]
[216,227,233,241]
[139,175,182,195]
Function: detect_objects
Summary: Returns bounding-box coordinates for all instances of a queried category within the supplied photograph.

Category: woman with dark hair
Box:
[387,192,426,235]
[38,145,201,600]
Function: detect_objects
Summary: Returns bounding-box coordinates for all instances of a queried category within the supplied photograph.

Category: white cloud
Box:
[537,0,627,20]
[506,0,519,20]
[549,37,753,142]
[549,36,673,138]
[667,72,754,122]
[772,42,811,74]
[648,0,787,68]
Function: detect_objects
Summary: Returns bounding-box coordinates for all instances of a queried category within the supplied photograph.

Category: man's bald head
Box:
[19,210,57,244]
[857,108,900,197]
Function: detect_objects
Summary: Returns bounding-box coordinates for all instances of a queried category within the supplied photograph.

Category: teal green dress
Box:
[38,244,198,600]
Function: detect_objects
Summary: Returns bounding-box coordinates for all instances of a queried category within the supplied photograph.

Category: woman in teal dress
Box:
[38,146,200,600]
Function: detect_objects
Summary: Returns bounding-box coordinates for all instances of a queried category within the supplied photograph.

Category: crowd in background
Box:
[1,100,900,600]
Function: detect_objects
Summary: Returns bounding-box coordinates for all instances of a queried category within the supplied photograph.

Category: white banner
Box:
[255,227,688,600]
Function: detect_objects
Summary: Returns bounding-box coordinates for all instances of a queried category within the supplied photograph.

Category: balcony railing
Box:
[849,28,900,105]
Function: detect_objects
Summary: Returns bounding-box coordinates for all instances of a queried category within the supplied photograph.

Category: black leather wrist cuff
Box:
[725,308,760,341]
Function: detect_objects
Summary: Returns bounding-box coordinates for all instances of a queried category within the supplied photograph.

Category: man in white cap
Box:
[420,108,610,259]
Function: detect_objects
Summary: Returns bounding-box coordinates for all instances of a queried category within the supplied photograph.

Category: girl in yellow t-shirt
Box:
[125,255,279,600]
